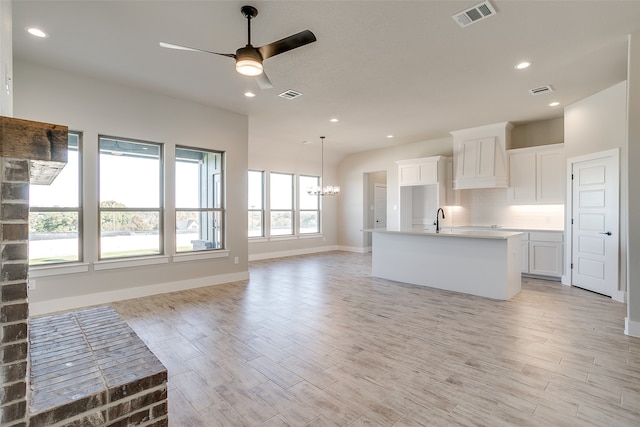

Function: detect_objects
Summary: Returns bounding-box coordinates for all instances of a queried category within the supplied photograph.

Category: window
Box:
[299,175,320,234]
[175,147,225,252]
[98,136,162,259]
[29,132,82,265]
[248,170,264,238]
[270,172,294,236]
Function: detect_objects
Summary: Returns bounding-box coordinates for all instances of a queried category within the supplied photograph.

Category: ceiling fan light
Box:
[236,59,263,76]
[235,47,264,76]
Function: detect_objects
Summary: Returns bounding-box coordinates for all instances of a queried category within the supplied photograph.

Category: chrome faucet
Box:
[435,208,445,233]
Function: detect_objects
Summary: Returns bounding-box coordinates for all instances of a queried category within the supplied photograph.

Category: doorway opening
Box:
[363,171,387,250]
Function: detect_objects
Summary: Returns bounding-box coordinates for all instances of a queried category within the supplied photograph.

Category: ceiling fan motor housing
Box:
[235,46,264,76]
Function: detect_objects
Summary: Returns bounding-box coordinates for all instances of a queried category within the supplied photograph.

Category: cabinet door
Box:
[399,164,420,186]
[508,151,537,203]
[419,162,438,184]
[456,139,479,179]
[529,241,563,277]
[537,148,565,203]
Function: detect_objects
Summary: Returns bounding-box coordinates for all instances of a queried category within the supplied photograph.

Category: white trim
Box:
[249,245,338,261]
[29,271,249,316]
[93,255,170,271]
[299,233,323,240]
[29,263,90,278]
[337,245,369,254]
[173,250,229,263]
[268,235,297,241]
[248,237,268,243]
[625,317,640,337]
[612,290,626,303]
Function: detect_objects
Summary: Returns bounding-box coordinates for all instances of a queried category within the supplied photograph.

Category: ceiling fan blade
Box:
[257,30,316,60]
[159,42,235,58]
[256,72,273,90]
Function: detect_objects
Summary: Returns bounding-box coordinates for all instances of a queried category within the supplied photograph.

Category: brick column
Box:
[0,157,30,426]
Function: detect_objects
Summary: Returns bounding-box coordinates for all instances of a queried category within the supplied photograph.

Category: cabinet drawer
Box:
[529,231,563,243]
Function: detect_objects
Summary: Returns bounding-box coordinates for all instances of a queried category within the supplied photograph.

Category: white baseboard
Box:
[337,245,369,253]
[249,245,339,261]
[29,271,249,316]
[625,317,640,338]
[612,290,626,303]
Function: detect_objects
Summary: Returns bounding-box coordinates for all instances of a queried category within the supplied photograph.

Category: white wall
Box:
[564,81,628,300]
[626,32,640,337]
[15,60,249,314]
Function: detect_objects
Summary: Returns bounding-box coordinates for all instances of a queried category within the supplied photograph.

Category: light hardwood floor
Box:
[111,251,640,426]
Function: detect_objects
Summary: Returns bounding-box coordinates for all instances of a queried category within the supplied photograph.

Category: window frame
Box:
[248,169,265,239]
[269,171,295,237]
[299,174,321,235]
[174,146,226,253]
[97,135,164,260]
[28,131,83,266]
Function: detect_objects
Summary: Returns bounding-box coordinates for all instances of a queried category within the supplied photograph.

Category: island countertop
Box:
[365,228,523,240]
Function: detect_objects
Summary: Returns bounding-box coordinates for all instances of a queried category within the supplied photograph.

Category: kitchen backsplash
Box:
[450,188,565,230]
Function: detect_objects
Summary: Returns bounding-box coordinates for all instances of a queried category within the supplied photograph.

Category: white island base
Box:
[371,229,522,300]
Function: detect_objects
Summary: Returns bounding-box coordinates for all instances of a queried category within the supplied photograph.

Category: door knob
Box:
[599,231,612,236]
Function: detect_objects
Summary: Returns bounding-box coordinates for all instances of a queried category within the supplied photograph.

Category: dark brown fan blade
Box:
[257,30,316,60]
[159,42,235,59]
[256,72,273,90]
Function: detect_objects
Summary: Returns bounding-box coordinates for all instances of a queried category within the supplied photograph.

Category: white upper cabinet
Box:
[396,156,446,186]
[450,122,513,189]
[507,144,565,204]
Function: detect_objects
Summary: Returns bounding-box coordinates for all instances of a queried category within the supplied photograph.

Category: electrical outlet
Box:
[234,256,239,265]
[28,279,36,290]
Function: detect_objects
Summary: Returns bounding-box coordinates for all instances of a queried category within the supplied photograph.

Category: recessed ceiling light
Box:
[330,118,339,123]
[26,27,48,38]
[244,91,256,98]
[387,135,394,139]
[549,101,560,107]
[515,61,531,70]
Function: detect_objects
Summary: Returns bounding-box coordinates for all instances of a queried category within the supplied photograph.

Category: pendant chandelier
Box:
[307,136,340,196]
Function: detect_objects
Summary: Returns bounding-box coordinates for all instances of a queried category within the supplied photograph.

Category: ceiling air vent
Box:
[452,1,497,28]
[529,85,554,96]
[278,89,303,100]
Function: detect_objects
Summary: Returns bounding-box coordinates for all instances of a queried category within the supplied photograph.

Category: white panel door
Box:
[374,184,387,229]
[571,155,618,296]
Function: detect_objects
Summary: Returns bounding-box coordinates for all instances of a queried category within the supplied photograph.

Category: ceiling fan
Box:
[159,5,317,89]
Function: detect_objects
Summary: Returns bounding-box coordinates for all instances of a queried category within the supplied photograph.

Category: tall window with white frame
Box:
[270,172,294,236]
[248,170,265,238]
[98,136,163,259]
[299,175,320,234]
[175,147,225,252]
[29,132,82,265]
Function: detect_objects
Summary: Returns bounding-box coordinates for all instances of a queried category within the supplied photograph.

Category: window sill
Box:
[173,250,229,263]
[269,235,298,242]
[94,255,170,271]
[249,237,268,243]
[299,233,323,240]
[29,263,90,278]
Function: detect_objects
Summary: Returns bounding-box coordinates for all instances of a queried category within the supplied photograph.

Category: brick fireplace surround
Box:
[0,116,168,426]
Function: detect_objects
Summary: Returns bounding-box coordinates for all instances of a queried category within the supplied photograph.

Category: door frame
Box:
[565,148,624,302]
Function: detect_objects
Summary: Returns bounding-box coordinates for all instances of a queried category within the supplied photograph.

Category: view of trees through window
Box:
[98,137,162,259]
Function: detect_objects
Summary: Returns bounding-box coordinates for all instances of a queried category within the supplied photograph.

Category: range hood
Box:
[450,121,513,190]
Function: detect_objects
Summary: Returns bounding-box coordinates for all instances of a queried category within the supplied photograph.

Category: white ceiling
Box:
[11,1,640,159]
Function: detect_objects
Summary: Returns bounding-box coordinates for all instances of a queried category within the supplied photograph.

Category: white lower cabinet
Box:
[521,231,564,278]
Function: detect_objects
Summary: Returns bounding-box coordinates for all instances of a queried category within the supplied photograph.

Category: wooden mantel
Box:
[0,116,68,184]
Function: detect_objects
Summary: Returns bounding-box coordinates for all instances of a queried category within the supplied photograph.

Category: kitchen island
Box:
[370,228,522,300]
